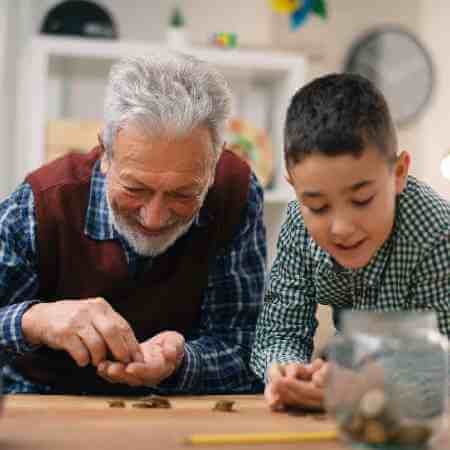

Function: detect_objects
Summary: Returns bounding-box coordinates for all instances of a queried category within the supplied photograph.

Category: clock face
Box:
[345,27,434,126]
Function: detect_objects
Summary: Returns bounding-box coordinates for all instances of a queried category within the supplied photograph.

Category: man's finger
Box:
[120,326,144,363]
[126,359,174,385]
[94,316,136,364]
[98,361,143,387]
[64,335,91,367]
[162,332,185,352]
[161,344,178,365]
[77,326,108,366]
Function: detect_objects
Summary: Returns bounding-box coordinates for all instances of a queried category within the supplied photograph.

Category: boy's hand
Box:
[311,360,330,388]
[265,359,328,411]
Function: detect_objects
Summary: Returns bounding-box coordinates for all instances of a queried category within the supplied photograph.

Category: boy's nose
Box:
[330,216,357,241]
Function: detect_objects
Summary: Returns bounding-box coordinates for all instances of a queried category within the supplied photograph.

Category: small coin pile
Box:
[337,388,432,447]
[107,395,172,409]
[108,399,126,408]
[132,395,172,409]
[212,400,235,412]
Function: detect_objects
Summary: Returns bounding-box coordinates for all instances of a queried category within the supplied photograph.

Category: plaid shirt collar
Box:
[84,160,207,242]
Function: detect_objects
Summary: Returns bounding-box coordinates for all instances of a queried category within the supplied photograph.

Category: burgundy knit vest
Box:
[13,147,250,394]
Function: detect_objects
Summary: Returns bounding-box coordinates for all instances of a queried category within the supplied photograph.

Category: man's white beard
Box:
[109,207,195,257]
[106,185,209,257]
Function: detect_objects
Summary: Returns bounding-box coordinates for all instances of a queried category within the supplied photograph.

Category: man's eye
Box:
[308,205,329,214]
[170,192,196,200]
[352,196,374,207]
[125,186,146,193]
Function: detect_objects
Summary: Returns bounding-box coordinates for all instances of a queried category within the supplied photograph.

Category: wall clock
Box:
[344,26,434,126]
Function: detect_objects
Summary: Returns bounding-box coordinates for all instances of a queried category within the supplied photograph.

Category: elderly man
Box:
[0,52,266,395]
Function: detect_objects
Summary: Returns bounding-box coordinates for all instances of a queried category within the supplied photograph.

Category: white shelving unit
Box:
[14,35,307,264]
[15,35,306,204]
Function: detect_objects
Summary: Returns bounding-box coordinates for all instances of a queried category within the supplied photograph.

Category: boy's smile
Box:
[287,147,410,269]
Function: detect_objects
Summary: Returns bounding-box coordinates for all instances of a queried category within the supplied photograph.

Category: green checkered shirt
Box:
[251,176,450,381]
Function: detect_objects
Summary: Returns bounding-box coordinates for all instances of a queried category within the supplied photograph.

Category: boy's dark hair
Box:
[284,73,398,167]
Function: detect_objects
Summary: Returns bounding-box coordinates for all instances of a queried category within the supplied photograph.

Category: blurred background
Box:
[1,0,449,349]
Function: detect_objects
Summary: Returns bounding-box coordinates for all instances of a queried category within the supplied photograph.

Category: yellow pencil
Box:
[186,429,338,445]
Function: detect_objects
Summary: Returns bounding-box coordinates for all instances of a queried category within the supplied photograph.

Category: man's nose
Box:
[138,194,171,230]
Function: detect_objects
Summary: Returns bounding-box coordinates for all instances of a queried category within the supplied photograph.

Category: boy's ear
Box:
[285,172,294,186]
[394,151,411,194]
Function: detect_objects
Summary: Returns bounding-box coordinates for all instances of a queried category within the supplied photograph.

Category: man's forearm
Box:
[0,301,40,354]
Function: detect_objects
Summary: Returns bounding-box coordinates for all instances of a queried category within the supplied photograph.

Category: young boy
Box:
[250,73,450,411]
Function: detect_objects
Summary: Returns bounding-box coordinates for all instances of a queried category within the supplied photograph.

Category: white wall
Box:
[32,0,274,46]
[274,0,450,199]
[273,0,450,348]
[417,0,450,198]
[0,1,9,198]
[0,0,15,199]
[0,0,42,198]
[3,0,449,350]
[5,0,450,199]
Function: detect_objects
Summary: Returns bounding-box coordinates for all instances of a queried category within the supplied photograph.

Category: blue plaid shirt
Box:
[0,160,266,394]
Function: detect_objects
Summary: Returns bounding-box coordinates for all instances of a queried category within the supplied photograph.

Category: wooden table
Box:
[1,395,449,450]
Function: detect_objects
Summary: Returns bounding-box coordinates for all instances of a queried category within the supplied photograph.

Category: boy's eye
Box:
[352,196,375,207]
[308,205,329,214]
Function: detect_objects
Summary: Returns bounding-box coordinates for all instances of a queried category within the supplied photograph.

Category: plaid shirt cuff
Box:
[0,301,41,355]
[157,343,201,393]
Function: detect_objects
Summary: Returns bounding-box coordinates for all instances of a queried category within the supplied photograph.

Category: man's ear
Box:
[100,155,110,174]
[394,151,411,194]
[98,131,110,174]
[97,132,105,150]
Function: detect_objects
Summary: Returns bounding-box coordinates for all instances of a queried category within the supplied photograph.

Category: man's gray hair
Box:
[102,51,232,161]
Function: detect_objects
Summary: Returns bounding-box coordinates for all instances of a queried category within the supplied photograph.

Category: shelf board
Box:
[17,35,306,201]
[32,35,305,81]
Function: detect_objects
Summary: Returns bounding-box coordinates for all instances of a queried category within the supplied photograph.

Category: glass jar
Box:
[325,310,448,449]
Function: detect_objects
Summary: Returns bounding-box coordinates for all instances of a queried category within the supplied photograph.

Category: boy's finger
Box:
[265,383,284,411]
[268,363,286,382]
[284,363,312,380]
[312,369,325,388]
[312,363,330,388]
[278,378,325,405]
[305,358,325,374]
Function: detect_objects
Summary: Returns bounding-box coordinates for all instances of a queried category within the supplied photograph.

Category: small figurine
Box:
[210,32,238,49]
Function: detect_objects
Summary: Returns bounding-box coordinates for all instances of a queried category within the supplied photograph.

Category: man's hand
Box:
[264,359,328,411]
[97,331,185,387]
[21,298,143,367]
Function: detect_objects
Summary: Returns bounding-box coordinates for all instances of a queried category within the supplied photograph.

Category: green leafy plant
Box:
[169,6,185,28]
